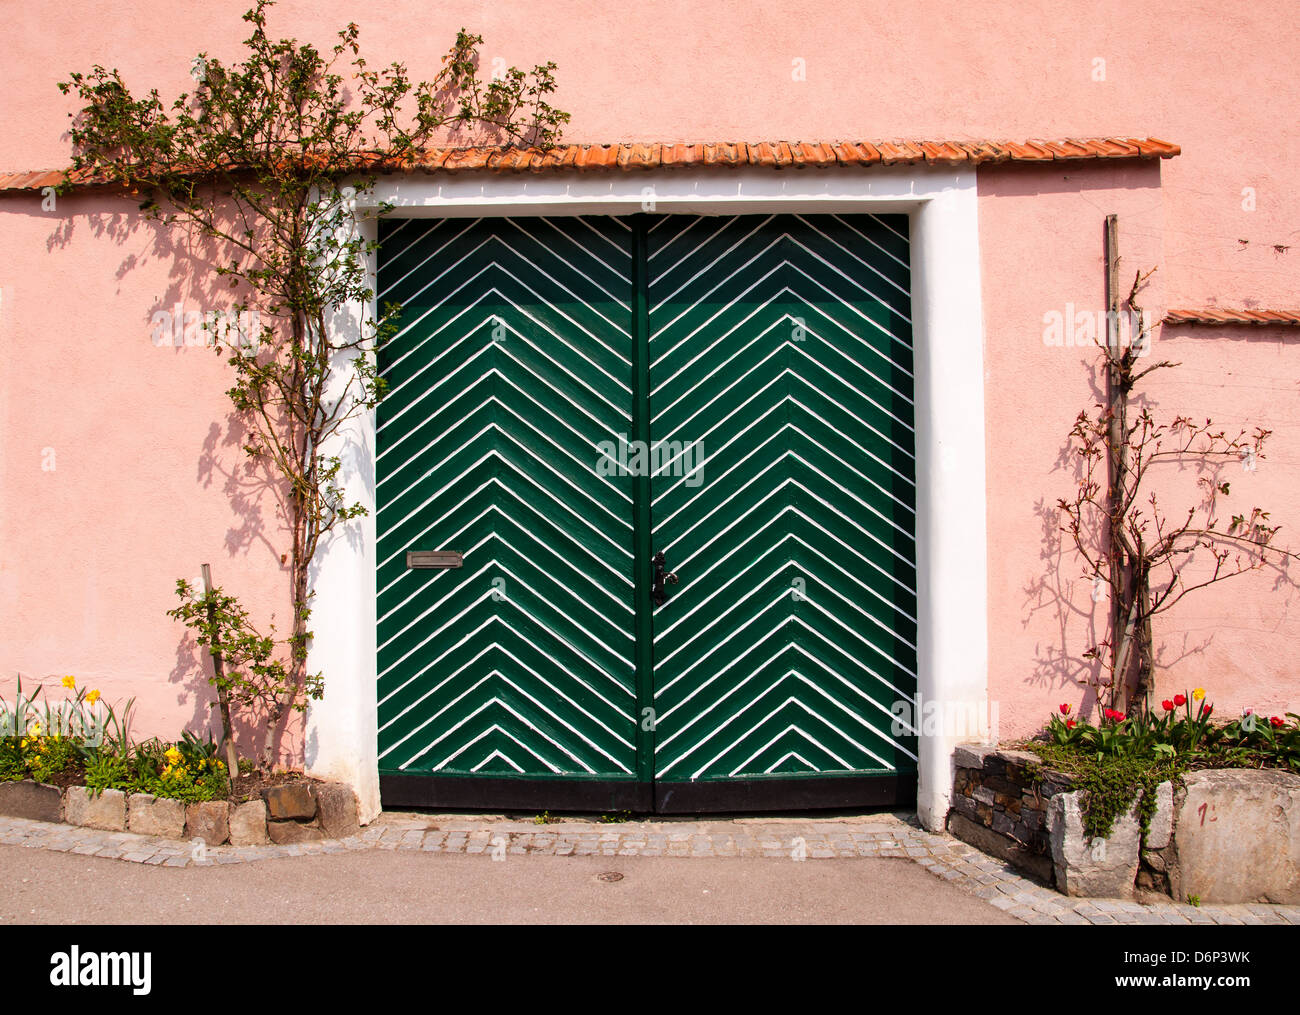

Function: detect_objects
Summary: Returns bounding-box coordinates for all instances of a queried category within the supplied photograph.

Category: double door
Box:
[375,212,917,812]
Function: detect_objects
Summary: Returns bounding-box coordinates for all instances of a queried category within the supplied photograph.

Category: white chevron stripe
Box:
[379,218,477,299]
[414,709,570,773]
[378,546,631,656]
[650,216,775,310]
[765,751,813,774]
[650,230,911,353]
[377,476,631,587]
[472,749,524,773]
[792,214,911,305]
[667,469,913,586]
[656,640,916,755]
[379,398,631,515]
[384,668,632,773]
[379,616,632,722]
[380,364,630,483]
[827,213,910,272]
[378,431,630,544]
[503,217,630,310]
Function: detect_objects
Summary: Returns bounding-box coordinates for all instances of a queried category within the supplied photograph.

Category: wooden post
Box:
[201,563,239,789]
[1104,214,1130,712]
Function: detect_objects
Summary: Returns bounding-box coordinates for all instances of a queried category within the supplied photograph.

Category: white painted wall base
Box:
[312,166,990,829]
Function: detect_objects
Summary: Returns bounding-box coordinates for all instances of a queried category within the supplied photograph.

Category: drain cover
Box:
[596,871,624,882]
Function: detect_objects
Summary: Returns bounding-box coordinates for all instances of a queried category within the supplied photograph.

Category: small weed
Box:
[1188,894,1201,907]
[533,810,559,825]
[599,810,633,824]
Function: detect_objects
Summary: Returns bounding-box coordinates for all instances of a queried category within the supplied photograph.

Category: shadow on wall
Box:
[1021,324,1300,719]
[34,188,296,763]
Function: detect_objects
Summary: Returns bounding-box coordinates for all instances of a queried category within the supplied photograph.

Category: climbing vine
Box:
[58,1,568,767]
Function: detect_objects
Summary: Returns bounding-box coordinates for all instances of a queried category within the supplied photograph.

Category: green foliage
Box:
[58,3,564,753]
[599,810,632,824]
[59,2,569,758]
[166,578,320,720]
[83,752,132,794]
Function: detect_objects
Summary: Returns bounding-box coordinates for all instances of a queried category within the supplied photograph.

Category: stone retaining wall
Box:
[948,744,1300,904]
[948,744,1075,885]
[0,778,361,847]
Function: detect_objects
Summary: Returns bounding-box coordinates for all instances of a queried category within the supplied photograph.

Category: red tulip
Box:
[1203,705,1213,716]
[1270,716,1285,728]
[1059,703,1071,715]
[1104,708,1126,722]
[1065,720,1077,729]
[1161,699,1175,711]
[1174,694,1187,707]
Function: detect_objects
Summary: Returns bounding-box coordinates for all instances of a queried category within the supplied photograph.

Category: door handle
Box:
[651,550,678,607]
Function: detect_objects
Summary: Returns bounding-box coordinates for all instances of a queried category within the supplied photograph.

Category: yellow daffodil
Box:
[1193,688,1206,701]
[61,675,76,690]
[85,689,101,705]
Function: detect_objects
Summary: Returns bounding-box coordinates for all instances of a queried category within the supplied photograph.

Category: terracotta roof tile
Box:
[1164,308,1300,327]
[0,137,1181,193]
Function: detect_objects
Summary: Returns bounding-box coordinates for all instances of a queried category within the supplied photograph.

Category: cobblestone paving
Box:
[3,811,1297,926]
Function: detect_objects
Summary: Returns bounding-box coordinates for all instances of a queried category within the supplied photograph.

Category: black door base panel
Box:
[380,773,914,815]
[380,774,653,813]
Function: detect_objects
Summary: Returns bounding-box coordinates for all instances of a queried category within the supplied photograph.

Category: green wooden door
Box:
[376,213,916,813]
[375,216,644,810]
[645,214,918,811]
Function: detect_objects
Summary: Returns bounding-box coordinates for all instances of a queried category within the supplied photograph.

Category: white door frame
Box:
[306,165,991,830]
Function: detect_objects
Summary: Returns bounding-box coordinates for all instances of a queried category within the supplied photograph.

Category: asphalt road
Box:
[0,843,1016,924]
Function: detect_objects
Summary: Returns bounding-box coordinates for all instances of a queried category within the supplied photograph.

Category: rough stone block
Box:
[1174,769,1300,904]
[995,749,1043,768]
[185,801,230,846]
[127,793,186,838]
[268,820,325,844]
[229,799,270,846]
[314,783,360,839]
[64,787,127,831]
[1048,790,1141,898]
[952,743,997,771]
[0,780,62,822]
[262,782,316,820]
[1144,780,1175,850]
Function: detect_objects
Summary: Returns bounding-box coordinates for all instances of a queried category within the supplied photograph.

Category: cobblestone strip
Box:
[3,813,1297,926]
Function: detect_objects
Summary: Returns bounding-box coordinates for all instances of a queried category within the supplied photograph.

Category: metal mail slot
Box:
[406,550,464,570]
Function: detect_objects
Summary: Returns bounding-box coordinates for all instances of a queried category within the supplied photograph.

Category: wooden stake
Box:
[1104,214,1130,712]
[201,563,239,789]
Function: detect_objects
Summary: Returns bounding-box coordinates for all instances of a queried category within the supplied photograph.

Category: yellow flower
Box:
[28,722,42,737]
[1193,688,1206,701]
[164,746,183,765]
[85,689,101,705]
[61,675,76,690]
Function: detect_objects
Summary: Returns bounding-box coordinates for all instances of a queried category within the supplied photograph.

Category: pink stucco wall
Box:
[1,1,1297,752]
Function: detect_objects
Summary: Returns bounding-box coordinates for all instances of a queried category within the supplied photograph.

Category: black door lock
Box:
[651,550,679,607]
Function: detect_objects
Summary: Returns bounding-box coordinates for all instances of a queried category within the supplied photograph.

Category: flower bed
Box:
[0,675,360,844]
[949,690,1300,903]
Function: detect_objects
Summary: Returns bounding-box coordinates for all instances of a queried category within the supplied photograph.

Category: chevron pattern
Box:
[647,213,918,782]
[375,216,639,779]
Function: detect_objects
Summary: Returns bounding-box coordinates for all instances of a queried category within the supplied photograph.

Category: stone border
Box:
[0,778,361,847]
[2,810,1298,926]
